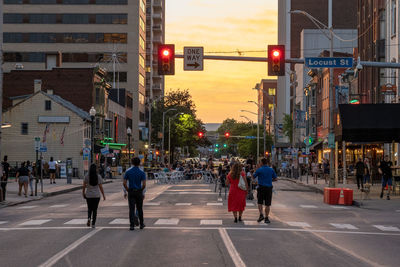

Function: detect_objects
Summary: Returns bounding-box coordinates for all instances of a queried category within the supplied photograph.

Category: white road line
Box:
[50,204,69,208]
[331,206,350,209]
[109,219,129,225]
[300,205,318,209]
[111,202,128,207]
[0,221,8,225]
[167,189,212,192]
[200,220,222,225]
[246,203,255,207]
[164,192,217,195]
[218,198,223,202]
[244,221,266,226]
[330,223,358,230]
[175,203,192,206]
[373,225,400,232]
[144,202,161,206]
[19,220,52,226]
[219,228,246,267]
[17,205,38,209]
[286,222,311,227]
[207,203,223,206]
[79,204,86,208]
[38,228,101,267]
[64,219,88,225]
[154,218,180,225]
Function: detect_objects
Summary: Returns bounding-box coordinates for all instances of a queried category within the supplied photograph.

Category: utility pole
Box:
[263,107,266,157]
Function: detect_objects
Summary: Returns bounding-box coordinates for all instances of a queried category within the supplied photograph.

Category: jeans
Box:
[29,178,34,194]
[356,174,364,189]
[86,198,100,225]
[128,189,144,227]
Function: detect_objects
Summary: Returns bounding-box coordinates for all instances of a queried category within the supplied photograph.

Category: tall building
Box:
[255,79,277,135]
[1,0,146,154]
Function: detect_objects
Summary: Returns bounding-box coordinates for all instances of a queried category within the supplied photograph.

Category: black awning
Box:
[339,104,400,142]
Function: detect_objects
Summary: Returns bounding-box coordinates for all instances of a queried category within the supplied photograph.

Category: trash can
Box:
[342,188,353,205]
[324,188,341,205]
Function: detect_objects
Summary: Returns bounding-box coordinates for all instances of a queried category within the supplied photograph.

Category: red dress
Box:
[227,172,247,212]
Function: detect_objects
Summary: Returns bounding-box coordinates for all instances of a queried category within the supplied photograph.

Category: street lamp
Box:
[168,113,184,165]
[241,109,260,161]
[240,115,254,128]
[162,108,177,164]
[89,106,96,164]
[127,127,132,166]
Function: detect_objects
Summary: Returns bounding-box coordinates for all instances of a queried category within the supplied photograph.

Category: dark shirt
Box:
[17,166,29,177]
[355,161,365,176]
[253,166,277,187]
[380,161,393,177]
[2,161,10,176]
[124,166,146,190]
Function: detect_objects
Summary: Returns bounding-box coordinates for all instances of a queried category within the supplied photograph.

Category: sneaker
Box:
[264,217,271,224]
[87,220,90,227]
[257,214,265,223]
[130,226,135,231]
[380,192,384,199]
[91,224,96,228]
[140,224,145,229]
[387,195,390,200]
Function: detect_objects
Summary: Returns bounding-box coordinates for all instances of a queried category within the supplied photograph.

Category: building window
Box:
[139,55,145,69]
[140,0,145,13]
[3,14,24,23]
[3,33,23,43]
[30,14,57,24]
[95,0,127,4]
[29,0,57,3]
[139,74,145,87]
[63,0,89,3]
[4,52,127,63]
[126,96,133,109]
[106,72,127,83]
[139,17,145,32]
[29,33,56,43]
[268,104,274,110]
[139,36,145,50]
[96,14,127,24]
[21,123,28,135]
[391,0,397,36]
[98,33,127,43]
[62,14,89,24]
[268,88,276,96]
[45,100,52,110]
[139,93,145,105]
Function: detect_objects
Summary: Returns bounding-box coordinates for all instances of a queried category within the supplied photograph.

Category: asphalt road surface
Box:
[1,179,399,267]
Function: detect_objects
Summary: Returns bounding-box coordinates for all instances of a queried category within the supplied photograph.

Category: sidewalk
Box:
[0,177,115,208]
[281,175,400,210]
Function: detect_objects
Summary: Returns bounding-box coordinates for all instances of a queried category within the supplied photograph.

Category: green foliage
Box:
[282,114,293,142]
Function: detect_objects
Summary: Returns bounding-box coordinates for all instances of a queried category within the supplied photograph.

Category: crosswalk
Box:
[4,218,399,232]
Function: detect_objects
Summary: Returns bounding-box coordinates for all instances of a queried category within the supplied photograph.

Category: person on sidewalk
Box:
[83,164,106,228]
[48,157,57,184]
[226,163,248,223]
[355,158,365,190]
[1,156,10,201]
[16,162,30,197]
[311,159,319,184]
[26,161,34,196]
[378,155,393,200]
[253,158,277,224]
[123,157,146,231]
[363,158,371,184]
[323,158,330,184]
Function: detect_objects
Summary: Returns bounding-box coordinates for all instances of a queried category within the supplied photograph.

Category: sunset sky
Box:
[165,0,278,124]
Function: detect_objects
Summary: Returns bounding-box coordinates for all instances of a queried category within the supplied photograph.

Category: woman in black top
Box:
[16,162,30,197]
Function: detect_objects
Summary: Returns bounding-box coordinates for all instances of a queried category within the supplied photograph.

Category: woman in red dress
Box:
[226,163,248,223]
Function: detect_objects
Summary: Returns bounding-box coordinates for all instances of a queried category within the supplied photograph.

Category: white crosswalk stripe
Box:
[331,206,349,210]
[330,223,358,230]
[207,203,223,206]
[244,221,266,226]
[19,219,52,226]
[109,219,129,225]
[246,203,255,206]
[64,219,88,225]
[218,198,223,202]
[17,206,38,209]
[144,202,161,206]
[175,203,192,206]
[79,204,86,208]
[50,204,69,208]
[154,218,180,225]
[286,221,311,227]
[300,205,318,209]
[111,202,128,207]
[373,225,400,232]
[0,221,8,225]
[200,220,222,225]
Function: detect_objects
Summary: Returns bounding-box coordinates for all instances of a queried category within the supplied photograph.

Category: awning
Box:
[309,140,323,150]
[338,104,400,142]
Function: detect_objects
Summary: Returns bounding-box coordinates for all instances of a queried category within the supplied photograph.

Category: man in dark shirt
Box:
[379,155,393,200]
[1,156,10,201]
[123,157,146,230]
[355,158,365,190]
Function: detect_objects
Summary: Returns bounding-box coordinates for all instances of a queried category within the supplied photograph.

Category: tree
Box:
[282,114,293,143]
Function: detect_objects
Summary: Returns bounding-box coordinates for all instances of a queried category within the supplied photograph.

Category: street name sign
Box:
[305,57,353,68]
[245,136,256,139]
[184,47,204,71]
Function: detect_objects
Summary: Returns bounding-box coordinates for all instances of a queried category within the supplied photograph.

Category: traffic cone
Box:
[338,188,345,205]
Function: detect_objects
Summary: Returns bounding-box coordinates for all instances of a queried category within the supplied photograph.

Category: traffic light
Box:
[224,132,230,138]
[215,144,219,148]
[223,144,227,148]
[265,151,269,156]
[198,131,204,138]
[155,150,160,156]
[268,45,285,76]
[158,44,175,75]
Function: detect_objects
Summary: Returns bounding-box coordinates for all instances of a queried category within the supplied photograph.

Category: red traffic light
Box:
[158,44,175,75]
[224,132,230,138]
[272,50,280,58]
[155,151,160,156]
[162,49,170,57]
[198,132,204,138]
[268,45,285,76]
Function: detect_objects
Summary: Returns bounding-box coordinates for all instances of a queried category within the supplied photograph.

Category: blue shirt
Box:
[124,167,146,189]
[253,166,277,187]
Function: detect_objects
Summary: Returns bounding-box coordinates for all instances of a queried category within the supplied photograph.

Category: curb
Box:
[280,177,324,194]
[0,180,113,208]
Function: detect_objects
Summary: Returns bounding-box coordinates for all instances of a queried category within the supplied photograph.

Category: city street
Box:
[1,179,399,267]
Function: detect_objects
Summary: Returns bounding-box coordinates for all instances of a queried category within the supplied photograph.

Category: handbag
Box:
[238,174,247,191]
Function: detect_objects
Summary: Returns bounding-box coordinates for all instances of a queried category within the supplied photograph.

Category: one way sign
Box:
[184,47,204,71]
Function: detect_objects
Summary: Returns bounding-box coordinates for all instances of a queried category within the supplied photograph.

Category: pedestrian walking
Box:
[253,158,277,224]
[226,163,248,223]
[364,158,371,184]
[1,156,10,200]
[378,155,393,200]
[48,157,57,184]
[323,158,330,184]
[123,157,146,231]
[355,157,365,190]
[311,159,319,184]
[83,164,106,228]
[16,162,30,197]
[26,161,34,196]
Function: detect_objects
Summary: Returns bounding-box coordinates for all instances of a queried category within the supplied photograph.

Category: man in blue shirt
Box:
[253,158,277,224]
[123,157,146,230]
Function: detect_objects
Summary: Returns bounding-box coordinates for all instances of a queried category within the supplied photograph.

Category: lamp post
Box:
[162,108,177,164]
[168,113,184,166]
[127,127,132,166]
[249,100,267,159]
[290,0,335,187]
[89,106,96,164]
[240,115,254,129]
[241,109,259,161]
